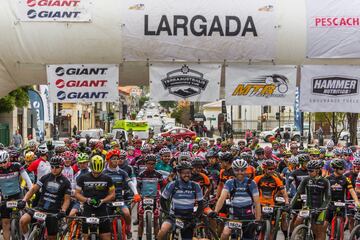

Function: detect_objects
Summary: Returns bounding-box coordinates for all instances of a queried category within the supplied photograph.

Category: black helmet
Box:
[298,154,311,164]
[205,150,218,159]
[330,159,345,169]
[191,157,204,167]
[306,160,323,170]
[49,155,64,167]
[255,148,265,155]
[0,143,4,150]
[220,152,233,162]
[176,161,193,172]
[240,152,252,161]
[145,154,157,163]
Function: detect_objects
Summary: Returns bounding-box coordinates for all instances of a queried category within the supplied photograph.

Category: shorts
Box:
[225,214,257,240]
[1,193,22,219]
[164,217,194,240]
[27,208,59,236]
[82,204,111,234]
[138,198,160,218]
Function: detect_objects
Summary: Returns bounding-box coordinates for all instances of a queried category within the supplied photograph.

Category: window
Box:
[170,130,177,134]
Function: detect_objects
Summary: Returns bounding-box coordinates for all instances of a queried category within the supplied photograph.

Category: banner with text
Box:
[15,0,92,22]
[47,64,119,103]
[300,65,360,112]
[225,65,297,106]
[28,89,45,142]
[306,0,360,58]
[39,85,54,124]
[121,0,276,61]
[150,63,221,102]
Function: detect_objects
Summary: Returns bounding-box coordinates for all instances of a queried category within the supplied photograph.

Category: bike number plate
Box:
[86,217,100,224]
[112,201,125,207]
[299,210,310,218]
[300,194,307,201]
[262,206,274,213]
[175,219,184,229]
[334,202,346,207]
[143,198,154,205]
[275,197,285,203]
[34,212,47,221]
[228,221,242,229]
[6,201,18,208]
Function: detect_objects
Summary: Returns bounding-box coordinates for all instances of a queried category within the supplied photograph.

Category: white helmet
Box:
[37,145,48,155]
[0,151,9,163]
[232,159,248,170]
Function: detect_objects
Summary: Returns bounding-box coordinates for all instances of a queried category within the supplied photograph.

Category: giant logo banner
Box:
[300,65,360,113]
[47,64,119,103]
[150,63,221,102]
[306,0,360,58]
[28,89,45,141]
[15,0,92,22]
[121,0,276,61]
[225,65,296,106]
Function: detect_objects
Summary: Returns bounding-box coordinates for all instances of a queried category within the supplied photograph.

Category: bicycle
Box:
[217,217,262,240]
[349,208,360,240]
[142,197,156,240]
[328,201,350,240]
[290,207,326,240]
[2,199,22,240]
[272,197,291,240]
[27,208,58,240]
[192,214,219,240]
[110,200,134,240]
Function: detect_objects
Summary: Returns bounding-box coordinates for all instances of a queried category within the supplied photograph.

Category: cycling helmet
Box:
[230,145,240,152]
[240,152,252,161]
[176,161,193,172]
[307,160,323,170]
[178,151,191,161]
[75,135,81,140]
[141,144,150,153]
[326,140,335,149]
[110,141,119,148]
[352,158,360,167]
[194,137,201,143]
[199,140,207,146]
[95,141,104,150]
[262,159,276,169]
[28,140,38,148]
[192,157,204,167]
[106,149,121,161]
[0,143,4,150]
[37,145,48,155]
[343,148,352,156]
[25,151,36,163]
[334,148,343,156]
[9,149,20,159]
[309,148,320,155]
[90,155,105,172]
[289,156,299,166]
[145,154,157,163]
[298,154,310,164]
[159,148,171,155]
[330,159,345,169]
[271,140,280,146]
[55,145,66,154]
[119,150,127,158]
[49,155,64,167]
[178,142,188,152]
[62,151,73,160]
[0,151,9,163]
[350,146,357,153]
[319,148,326,154]
[220,152,233,162]
[283,150,292,157]
[192,144,199,149]
[205,150,218,159]
[255,148,265,155]
[127,146,135,151]
[231,159,248,170]
[77,153,89,163]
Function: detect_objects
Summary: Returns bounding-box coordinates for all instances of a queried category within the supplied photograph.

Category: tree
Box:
[347,113,358,145]
[171,105,190,126]
[159,101,177,111]
[0,86,32,113]
[315,112,346,144]
[138,96,149,109]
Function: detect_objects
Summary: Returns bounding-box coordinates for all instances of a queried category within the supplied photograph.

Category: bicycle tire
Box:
[264,220,271,240]
[116,218,123,240]
[90,233,97,240]
[10,218,20,240]
[28,225,40,240]
[290,224,313,240]
[272,209,282,240]
[349,223,360,240]
[335,217,344,240]
[145,211,152,240]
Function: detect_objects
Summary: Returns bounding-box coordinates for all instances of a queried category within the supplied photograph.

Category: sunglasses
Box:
[146,162,155,165]
[234,168,246,172]
[267,168,275,171]
[307,169,316,173]
[51,165,61,169]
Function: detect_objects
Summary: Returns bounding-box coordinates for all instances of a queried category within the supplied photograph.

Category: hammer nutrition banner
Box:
[47,64,119,103]
[121,0,276,61]
[15,0,92,22]
[300,65,360,113]
[306,0,360,58]
[150,63,221,102]
[225,65,297,106]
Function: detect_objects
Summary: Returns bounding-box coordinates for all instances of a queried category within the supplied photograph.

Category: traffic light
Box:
[263,106,268,113]
[276,112,280,120]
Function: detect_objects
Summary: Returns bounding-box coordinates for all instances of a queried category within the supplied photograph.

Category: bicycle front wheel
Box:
[349,223,360,240]
[290,224,312,240]
[10,218,20,240]
[145,212,153,240]
[28,225,41,240]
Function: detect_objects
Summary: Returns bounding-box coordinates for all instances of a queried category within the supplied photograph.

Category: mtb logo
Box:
[232,74,289,98]
[161,65,209,98]
[312,76,359,96]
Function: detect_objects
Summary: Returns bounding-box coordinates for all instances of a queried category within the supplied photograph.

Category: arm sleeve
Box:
[76,176,84,190]
[20,169,33,190]
[128,180,139,195]
[249,180,259,197]
[321,178,331,208]
[161,181,174,199]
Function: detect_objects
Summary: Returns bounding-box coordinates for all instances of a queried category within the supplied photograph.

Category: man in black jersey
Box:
[20,155,71,240]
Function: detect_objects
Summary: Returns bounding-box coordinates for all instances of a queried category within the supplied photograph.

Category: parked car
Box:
[160,127,196,140]
[259,125,301,142]
[340,127,360,141]
[80,129,104,140]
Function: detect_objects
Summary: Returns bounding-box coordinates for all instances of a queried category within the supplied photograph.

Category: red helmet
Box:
[106,149,121,161]
[262,159,276,169]
[95,141,104,150]
[62,151,73,160]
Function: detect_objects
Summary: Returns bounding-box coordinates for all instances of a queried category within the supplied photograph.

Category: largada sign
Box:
[47,64,119,103]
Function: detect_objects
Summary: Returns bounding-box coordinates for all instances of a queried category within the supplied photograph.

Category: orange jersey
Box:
[253,174,284,206]
[245,165,256,179]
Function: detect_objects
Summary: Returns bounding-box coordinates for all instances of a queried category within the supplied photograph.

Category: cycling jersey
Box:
[36,173,71,213]
[62,166,75,189]
[0,162,31,197]
[76,172,114,201]
[137,169,165,198]
[162,179,203,217]
[103,166,131,200]
[134,157,147,175]
[219,168,235,183]
[326,174,353,202]
[288,168,308,189]
[155,160,173,179]
[245,165,256,179]
[223,177,259,209]
[254,174,284,205]
[191,172,210,193]
[27,157,51,180]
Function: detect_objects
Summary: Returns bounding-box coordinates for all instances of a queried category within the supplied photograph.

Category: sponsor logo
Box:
[161,65,209,98]
[232,74,289,97]
[54,67,108,76]
[26,0,81,7]
[57,91,109,101]
[27,9,81,19]
[27,0,36,7]
[314,17,360,27]
[145,15,257,37]
[312,76,358,96]
[55,79,107,88]
[57,91,66,100]
[55,67,65,76]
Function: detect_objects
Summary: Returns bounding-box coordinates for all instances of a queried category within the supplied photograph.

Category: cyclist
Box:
[290,160,331,240]
[215,159,261,240]
[191,157,212,199]
[158,161,204,240]
[0,150,32,240]
[137,154,165,239]
[325,159,360,232]
[23,151,36,183]
[345,157,360,232]
[62,151,75,188]
[155,147,173,180]
[19,155,71,240]
[282,156,298,198]
[216,152,235,200]
[75,155,115,240]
